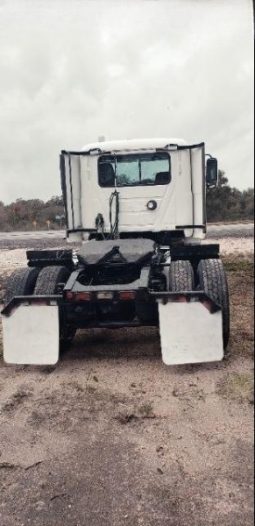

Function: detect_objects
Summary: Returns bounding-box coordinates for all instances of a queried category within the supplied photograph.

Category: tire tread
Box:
[34,266,70,295]
[4,267,39,305]
[169,260,194,291]
[197,258,230,349]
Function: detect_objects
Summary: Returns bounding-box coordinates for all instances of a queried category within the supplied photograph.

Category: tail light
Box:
[66,291,91,302]
[66,290,136,302]
[118,291,136,301]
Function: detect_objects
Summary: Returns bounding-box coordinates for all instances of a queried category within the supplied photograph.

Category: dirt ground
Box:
[0,244,254,526]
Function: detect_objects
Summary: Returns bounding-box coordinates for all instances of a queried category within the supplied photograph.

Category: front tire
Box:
[197,259,230,350]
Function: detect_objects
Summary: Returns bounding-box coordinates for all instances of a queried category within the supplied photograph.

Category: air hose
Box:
[109,190,120,239]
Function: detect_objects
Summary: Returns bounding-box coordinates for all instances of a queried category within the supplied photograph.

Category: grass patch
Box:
[223,255,254,274]
[225,254,254,358]
[217,372,254,404]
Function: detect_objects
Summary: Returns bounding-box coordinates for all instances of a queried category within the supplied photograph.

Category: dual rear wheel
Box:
[4,267,40,306]
[169,258,230,350]
[4,265,75,348]
[4,257,230,354]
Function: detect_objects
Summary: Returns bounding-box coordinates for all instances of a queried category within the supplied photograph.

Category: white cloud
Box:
[0,0,253,203]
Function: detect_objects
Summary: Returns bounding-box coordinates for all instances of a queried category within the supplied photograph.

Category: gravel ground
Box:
[204,237,254,254]
[207,223,254,238]
[0,237,254,526]
[0,237,253,281]
[0,222,253,249]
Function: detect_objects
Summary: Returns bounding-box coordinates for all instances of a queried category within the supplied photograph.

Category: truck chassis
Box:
[1,238,229,366]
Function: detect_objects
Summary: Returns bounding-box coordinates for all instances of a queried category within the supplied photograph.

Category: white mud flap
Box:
[2,304,59,365]
[158,301,224,365]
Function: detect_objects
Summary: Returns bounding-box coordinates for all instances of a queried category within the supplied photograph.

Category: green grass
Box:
[223,256,254,273]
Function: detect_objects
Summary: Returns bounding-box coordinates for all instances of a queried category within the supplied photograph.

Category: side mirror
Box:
[206,157,218,187]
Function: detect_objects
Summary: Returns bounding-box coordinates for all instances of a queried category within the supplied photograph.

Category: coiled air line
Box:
[109,189,120,239]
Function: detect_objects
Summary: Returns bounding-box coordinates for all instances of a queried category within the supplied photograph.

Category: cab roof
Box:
[81,137,187,153]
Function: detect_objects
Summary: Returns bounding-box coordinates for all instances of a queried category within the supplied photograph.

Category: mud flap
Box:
[2,304,59,365]
[158,300,224,365]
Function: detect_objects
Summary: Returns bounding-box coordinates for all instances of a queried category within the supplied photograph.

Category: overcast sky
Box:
[0,0,253,203]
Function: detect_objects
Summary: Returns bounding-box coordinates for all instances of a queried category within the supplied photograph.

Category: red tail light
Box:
[118,291,136,301]
[66,291,91,302]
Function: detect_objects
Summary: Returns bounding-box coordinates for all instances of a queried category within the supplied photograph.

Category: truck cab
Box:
[60,138,216,244]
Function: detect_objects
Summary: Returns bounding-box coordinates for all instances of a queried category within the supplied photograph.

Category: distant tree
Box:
[240,188,254,220]
[206,170,253,222]
[45,196,64,207]
[218,171,229,187]
[0,201,8,229]
[39,195,65,225]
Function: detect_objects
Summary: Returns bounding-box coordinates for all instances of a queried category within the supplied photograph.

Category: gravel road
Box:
[0,222,253,245]
[207,222,254,238]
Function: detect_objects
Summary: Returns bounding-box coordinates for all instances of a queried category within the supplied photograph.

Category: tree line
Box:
[0,172,253,231]
[0,196,65,231]
[206,171,254,222]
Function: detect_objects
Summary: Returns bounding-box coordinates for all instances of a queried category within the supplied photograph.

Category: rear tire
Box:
[169,260,194,291]
[197,258,230,350]
[34,266,75,348]
[33,266,70,295]
[4,267,39,305]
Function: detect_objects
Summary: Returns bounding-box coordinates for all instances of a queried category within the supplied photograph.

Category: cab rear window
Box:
[98,152,171,187]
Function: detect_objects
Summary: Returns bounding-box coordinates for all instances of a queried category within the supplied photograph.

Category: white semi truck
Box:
[1,138,229,366]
